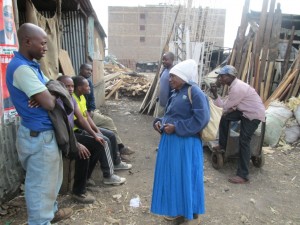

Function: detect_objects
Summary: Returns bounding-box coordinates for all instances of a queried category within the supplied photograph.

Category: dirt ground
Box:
[1,97,300,225]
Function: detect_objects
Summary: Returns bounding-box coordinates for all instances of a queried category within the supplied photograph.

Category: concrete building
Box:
[108,5,226,69]
[108,6,164,66]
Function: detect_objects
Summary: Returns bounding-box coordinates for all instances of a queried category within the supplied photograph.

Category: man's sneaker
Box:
[120,146,135,155]
[103,174,126,185]
[72,193,95,204]
[51,208,73,223]
[114,162,132,171]
[120,154,131,162]
[86,178,96,187]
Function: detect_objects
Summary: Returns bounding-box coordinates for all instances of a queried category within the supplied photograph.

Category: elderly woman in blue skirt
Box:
[151,59,210,224]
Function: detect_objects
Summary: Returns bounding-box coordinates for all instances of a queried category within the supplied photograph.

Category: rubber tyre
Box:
[211,152,224,170]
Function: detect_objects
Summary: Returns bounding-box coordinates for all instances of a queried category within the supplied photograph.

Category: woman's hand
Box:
[164,123,175,134]
[78,143,91,159]
[154,121,163,134]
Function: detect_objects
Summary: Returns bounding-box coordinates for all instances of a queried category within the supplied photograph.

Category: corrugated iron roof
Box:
[16,0,106,37]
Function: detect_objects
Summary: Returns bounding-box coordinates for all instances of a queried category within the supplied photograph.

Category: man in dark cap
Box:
[211,65,265,184]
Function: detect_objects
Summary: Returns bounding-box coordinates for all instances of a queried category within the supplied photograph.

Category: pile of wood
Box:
[104,63,132,75]
[105,74,151,99]
[227,0,300,108]
[104,63,152,99]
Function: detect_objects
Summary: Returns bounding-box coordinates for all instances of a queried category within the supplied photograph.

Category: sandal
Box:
[51,208,73,223]
[228,176,249,184]
[163,215,184,222]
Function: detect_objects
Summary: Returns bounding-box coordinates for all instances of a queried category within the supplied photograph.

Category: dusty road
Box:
[1,97,300,225]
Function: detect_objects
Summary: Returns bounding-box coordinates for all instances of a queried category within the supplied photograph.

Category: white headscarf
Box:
[169,59,198,84]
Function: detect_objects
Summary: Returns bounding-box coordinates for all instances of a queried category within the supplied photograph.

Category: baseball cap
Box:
[215,65,237,76]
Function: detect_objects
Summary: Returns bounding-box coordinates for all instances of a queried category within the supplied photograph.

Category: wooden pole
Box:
[139,6,181,114]
[263,61,274,101]
[282,26,295,75]
[253,0,269,93]
[264,69,299,108]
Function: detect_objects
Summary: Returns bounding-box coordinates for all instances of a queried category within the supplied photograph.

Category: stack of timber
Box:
[104,63,132,75]
[104,63,152,99]
[225,0,300,108]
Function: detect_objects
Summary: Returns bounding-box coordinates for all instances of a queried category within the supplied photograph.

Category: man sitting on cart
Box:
[210,65,265,184]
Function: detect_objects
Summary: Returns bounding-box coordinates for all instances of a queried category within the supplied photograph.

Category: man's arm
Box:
[14,65,56,111]
[86,111,100,133]
[86,79,96,112]
[74,105,102,139]
[31,90,56,111]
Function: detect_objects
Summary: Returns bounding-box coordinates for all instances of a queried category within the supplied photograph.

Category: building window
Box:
[140,13,145,19]
[140,36,145,42]
[140,25,145,31]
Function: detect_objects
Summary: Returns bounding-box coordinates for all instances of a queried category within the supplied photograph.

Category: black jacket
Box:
[46,80,78,158]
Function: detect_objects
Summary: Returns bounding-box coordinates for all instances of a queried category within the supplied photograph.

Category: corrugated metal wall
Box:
[61,11,86,74]
[0,120,24,204]
[19,11,87,75]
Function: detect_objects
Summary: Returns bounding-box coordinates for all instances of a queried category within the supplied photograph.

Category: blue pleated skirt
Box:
[151,133,205,220]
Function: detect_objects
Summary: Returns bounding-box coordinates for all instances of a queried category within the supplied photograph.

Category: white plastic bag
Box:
[264,101,293,147]
[187,87,222,142]
[283,118,300,144]
[201,97,222,142]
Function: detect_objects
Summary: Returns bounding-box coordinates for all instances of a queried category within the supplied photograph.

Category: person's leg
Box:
[72,134,90,195]
[99,128,121,165]
[98,128,132,170]
[77,131,114,179]
[16,125,62,224]
[218,110,243,148]
[236,118,260,180]
[91,110,123,144]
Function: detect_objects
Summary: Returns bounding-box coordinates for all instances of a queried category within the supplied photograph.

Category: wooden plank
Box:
[286,74,297,99]
[238,37,250,80]
[269,4,281,61]
[229,49,236,66]
[234,0,250,73]
[253,0,269,92]
[260,81,265,100]
[59,49,76,76]
[264,69,299,108]
[263,61,274,101]
[282,26,295,75]
[241,41,253,82]
[258,0,275,97]
[291,70,300,97]
[105,80,123,100]
[104,72,122,82]
[278,83,291,101]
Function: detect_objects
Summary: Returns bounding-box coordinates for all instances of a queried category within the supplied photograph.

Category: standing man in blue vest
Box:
[154,51,175,117]
[6,23,72,225]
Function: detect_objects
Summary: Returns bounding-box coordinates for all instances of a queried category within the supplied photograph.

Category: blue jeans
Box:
[16,125,63,225]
